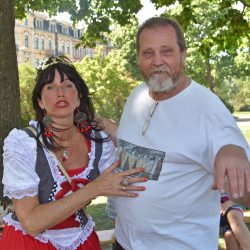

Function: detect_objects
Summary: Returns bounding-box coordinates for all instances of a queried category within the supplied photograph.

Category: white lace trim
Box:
[4,213,95,250]
[3,187,38,199]
[44,139,96,185]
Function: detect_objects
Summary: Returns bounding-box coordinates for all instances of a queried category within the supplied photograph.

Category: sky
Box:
[137,0,166,23]
[56,0,166,24]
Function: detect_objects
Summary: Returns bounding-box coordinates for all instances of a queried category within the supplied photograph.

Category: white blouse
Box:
[2,121,117,250]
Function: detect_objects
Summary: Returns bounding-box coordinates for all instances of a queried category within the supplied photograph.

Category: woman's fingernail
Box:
[132,193,139,197]
[140,168,145,172]
[144,177,148,181]
[141,186,146,191]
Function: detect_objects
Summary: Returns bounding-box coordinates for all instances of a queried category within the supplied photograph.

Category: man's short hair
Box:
[136,17,186,53]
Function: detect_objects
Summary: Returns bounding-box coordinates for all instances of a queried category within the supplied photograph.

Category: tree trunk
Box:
[206,57,215,93]
[0,0,21,202]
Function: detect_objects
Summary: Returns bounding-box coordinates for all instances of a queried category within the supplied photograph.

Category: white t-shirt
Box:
[114,81,250,250]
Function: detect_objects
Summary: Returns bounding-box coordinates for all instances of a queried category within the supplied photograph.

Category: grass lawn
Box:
[239,126,250,144]
[87,203,114,231]
[234,111,250,117]
[234,111,250,144]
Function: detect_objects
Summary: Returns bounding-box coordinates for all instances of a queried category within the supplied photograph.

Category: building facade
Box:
[15,12,101,67]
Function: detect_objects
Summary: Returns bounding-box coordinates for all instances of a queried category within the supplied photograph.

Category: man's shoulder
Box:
[132,82,147,92]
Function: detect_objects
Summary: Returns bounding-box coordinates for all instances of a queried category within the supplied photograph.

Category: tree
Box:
[0,0,21,198]
[19,62,36,125]
[75,48,138,121]
[108,17,141,80]
[160,0,249,92]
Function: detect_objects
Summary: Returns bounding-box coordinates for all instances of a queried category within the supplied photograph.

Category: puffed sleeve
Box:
[98,131,118,173]
[2,128,40,199]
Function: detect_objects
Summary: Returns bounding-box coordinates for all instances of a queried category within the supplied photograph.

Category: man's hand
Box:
[213,144,250,205]
[94,115,118,146]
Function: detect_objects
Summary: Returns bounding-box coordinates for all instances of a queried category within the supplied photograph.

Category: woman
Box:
[220,193,250,250]
[0,56,146,250]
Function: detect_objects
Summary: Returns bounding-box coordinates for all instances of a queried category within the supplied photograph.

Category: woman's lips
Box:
[55,100,69,108]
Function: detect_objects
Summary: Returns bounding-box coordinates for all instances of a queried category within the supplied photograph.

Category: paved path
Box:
[91,196,107,205]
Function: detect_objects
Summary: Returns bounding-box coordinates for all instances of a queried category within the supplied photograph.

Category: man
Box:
[103,17,250,250]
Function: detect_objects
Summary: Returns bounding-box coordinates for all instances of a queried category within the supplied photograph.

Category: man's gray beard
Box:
[146,75,178,92]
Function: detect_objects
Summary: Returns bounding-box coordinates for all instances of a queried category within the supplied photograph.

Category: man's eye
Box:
[162,49,172,55]
[143,51,153,57]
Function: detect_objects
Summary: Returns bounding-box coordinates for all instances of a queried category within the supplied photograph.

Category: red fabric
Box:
[0,224,101,250]
[51,142,91,231]
[54,178,89,200]
[67,166,87,177]
[51,177,89,229]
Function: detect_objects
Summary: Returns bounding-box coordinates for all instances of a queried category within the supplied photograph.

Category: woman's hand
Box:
[89,161,147,197]
[12,161,147,236]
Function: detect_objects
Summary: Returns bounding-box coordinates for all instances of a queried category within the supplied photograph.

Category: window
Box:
[67,44,70,54]
[24,34,29,47]
[48,39,52,50]
[89,48,93,59]
[74,30,78,39]
[35,58,40,67]
[50,23,56,32]
[24,19,28,26]
[36,20,43,29]
[62,27,68,35]
[61,43,65,53]
[41,37,45,50]
[35,37,39,49]
[25,53,29,62]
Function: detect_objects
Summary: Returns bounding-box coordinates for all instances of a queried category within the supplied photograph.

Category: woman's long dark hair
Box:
[32,56,108,150]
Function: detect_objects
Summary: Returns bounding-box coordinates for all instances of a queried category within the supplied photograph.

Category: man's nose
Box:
[152,52,164,67]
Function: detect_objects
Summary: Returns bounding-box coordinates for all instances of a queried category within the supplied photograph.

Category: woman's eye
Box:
[46,85,54,90]
[64,81,73,88]
[66,83,73,88]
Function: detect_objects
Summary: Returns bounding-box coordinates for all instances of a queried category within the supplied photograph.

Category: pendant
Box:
[62,150,70,162]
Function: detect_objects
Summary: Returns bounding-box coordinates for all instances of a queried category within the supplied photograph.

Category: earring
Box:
[74,110,91,133]
[42,113,54,138]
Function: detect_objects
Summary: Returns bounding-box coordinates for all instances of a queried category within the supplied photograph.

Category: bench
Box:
[243,210,250,224]
[96,229,115,245]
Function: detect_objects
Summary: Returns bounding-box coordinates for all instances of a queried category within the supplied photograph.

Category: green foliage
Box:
[15,0,250,113]
[108,17,141,80]
[15,0,143,46]
[18,63,36,125]
[220,97,235,113]
[15,1,249,50]
[239,105,250,111]
[163,0,249,92]
[75,47,139,121]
